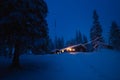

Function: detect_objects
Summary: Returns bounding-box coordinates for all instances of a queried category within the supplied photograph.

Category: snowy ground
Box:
[0,49,120,80]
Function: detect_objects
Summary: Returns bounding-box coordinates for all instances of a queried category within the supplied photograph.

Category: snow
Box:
[0,49,120,80]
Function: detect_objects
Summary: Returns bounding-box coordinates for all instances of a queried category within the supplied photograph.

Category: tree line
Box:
[49,10,120,51]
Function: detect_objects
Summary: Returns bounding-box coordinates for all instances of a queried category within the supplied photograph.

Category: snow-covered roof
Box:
[60,44,86,51]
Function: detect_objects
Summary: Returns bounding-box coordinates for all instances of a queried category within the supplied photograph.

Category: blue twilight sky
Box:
[46,0,120,42]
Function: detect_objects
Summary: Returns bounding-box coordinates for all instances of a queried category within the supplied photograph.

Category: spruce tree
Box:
[54,36,64,49]
[83,35,88,44]
[109,21,120,50]
[48,38,55,51]
[82,35,91,51]
[90,10,104,49]
[66,39,75,46]
[75,30,82,44]
[0,0,48,68]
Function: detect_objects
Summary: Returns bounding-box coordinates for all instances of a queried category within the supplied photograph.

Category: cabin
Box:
[60,44,87,52]
[72,44,86,52]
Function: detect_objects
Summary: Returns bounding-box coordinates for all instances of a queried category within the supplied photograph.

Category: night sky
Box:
[46,0,120,42]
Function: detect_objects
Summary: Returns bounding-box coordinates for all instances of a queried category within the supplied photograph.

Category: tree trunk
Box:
[11,41,21,68]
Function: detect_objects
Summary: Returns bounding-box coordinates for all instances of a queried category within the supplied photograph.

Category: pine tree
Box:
[66,30,83,47]
[83,35,88,44]
[66,39,75,46]
[0,0,48,68]
[60,37,65,48]
[75,30,82,44]
[54,36,64,49]
[90,10,104,49]
[82,35,91,52]
[109,21,120,50]
[48,38,55,51]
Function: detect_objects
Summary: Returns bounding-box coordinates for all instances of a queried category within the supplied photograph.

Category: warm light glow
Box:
[61,50,64,53]
[72,48,75,51]
[66,47,75,52]
[66,48,72,51]
[69,48,72,51]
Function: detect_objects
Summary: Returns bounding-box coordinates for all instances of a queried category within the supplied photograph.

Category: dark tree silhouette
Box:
[66,30,83,46]
[66,39,75,46]
[48,38,55,51]
[90,10,104,49]
[82,35,91,52]
[82,35,88,44]
[54,36,64,49]
[75,30,83,44]
[0,0,48,68]
[109,21,120,50]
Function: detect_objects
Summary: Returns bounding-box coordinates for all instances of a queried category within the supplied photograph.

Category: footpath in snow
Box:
[0,49,120,80]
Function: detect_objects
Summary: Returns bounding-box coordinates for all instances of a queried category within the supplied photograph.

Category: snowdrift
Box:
[0,49,120,80]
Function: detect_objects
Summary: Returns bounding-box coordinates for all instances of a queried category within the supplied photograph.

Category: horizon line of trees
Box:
[49,10,120,51]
